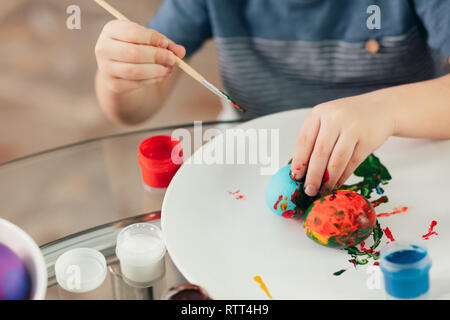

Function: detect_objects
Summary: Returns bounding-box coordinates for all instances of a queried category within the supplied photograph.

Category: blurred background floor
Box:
[0,0,223,164]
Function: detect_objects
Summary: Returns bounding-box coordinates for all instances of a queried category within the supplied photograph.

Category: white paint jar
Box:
[116,223,166,287]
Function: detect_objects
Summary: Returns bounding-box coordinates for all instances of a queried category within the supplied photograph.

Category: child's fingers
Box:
[103,20,170,48]
[303,125,339,196]
[102,20,186,59]
[319,134,357,194]
[98,38,176,66]
[168,41,186,59]
[104,75,166,93]
[335,144,369,187]
[103,61,170,81]
[290,113,320,180]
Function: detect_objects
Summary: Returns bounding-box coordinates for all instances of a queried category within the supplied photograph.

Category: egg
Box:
[303,190,376,248]
[265,165,301,218]
[265,165,320,218]
[0,243,30,300]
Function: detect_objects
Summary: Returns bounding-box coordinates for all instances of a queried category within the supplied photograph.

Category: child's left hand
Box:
[290,92,395,197]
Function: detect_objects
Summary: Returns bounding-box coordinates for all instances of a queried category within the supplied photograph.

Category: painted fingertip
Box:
[289,170,301,181]
[304,185,318,197]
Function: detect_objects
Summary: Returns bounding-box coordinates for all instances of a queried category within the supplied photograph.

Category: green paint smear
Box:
[345,220,384,265]
[338,154,392,199]
[333,269,347,276]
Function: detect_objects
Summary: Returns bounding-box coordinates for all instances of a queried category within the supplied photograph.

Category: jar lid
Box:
[55,248,107,293]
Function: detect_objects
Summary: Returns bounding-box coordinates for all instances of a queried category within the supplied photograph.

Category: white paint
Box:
[116,223,166,287]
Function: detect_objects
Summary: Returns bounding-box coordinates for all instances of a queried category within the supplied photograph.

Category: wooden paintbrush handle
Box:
[174,57,205,83]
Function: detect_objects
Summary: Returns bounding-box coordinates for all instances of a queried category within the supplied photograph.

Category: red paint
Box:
[282,210,295,219]
[422,220,438,240]
[273,195,283,210]
[376,206,408,218]
[373,261,380,266]
[360,241,380,254]
[236,195,245,200]
[371,196,388,208]
[383,227,395,242]
[290,189,299,203]
[304,191,376,248]
[322,168,330,183]
[138,135,182,188]
[348,259,357,268]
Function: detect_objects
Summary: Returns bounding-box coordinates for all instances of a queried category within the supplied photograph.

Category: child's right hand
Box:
[95,20,186,94]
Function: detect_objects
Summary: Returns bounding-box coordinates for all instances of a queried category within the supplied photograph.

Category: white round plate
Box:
[162,109,450,299]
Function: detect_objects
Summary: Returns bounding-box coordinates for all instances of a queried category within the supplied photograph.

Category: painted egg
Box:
[304,190,376,248]
[0,244,30,300]
[265,165,301,218]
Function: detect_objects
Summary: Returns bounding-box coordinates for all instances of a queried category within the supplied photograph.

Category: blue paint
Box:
[380,244,431,299]
[265,165,299,217]
[375,186,384,195]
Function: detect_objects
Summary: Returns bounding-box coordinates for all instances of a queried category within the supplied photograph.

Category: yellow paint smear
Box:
[305,228,329,245]
[253,276,272,299]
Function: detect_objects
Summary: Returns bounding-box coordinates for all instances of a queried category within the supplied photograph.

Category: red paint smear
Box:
[322,168,330,183]
[290,189,299,203]
[228,190,245,200]
[422,220,438,240]
[371,196,388,208]
[383,227,395,242]
[360,241,380,254]
[376,206,408,218]
[274,195,283,210]
[373,262,380,266]
[282,210,295,219]
[348,259,357,268]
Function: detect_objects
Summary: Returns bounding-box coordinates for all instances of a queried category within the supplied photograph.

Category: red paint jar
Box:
[138,135,183,188]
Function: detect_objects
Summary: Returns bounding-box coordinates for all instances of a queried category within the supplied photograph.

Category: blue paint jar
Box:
[380,243,431,299]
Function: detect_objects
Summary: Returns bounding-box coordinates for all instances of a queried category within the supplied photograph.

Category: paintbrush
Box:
[93,0,246,113]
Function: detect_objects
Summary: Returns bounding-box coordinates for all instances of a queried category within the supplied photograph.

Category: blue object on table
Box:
[380,243,431,299]
[265,165,300,217]
[0,243,30,300]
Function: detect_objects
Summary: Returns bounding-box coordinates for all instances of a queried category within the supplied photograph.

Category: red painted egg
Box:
[304,190,376,248]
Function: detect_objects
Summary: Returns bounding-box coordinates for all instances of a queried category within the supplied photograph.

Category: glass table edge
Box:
[0,119,245,168]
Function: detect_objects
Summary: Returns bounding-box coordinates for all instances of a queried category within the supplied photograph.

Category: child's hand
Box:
[95,20,186,94]
[290,93,395,196]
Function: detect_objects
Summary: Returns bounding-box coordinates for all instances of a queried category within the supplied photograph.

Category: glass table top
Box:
[0,120,243,299]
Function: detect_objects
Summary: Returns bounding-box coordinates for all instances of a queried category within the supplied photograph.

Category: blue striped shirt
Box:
[148,0,450,118]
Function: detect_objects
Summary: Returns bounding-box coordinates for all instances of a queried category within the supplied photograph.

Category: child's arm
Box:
[95,20,186,125]
[290,72,450,197]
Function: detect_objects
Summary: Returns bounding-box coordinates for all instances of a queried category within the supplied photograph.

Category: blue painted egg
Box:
[265,165,301,218]
[0,243,30,300]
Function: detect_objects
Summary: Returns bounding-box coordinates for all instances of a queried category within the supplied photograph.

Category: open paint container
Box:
[116,223,166,287]
[380,243,431,299]
[138,135,183,189]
